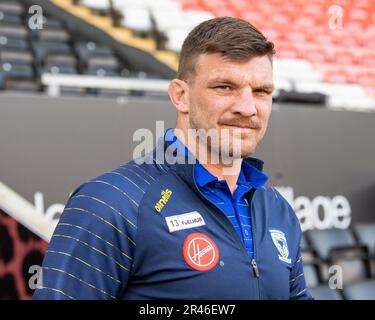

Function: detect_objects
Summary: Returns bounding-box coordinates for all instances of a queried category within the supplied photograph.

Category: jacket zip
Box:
[248,193,261,299]
[192,167,261,299]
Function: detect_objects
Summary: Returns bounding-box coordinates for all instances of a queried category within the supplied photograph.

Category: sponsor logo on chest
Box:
[165,211,206,232]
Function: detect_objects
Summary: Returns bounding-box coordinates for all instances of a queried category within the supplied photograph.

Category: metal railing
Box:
[41,73,170,97]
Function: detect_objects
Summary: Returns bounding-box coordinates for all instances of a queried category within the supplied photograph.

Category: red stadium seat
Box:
[179,0,375,102]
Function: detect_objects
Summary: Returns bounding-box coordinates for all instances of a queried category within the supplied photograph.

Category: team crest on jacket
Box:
[269,229,292,264]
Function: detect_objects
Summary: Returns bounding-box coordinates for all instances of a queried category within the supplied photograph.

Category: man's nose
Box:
[231,87,257,117]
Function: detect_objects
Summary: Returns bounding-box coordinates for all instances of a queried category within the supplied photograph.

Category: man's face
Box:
[186,53,273,160]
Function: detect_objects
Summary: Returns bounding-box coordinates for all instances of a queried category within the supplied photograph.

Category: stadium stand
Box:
[69,0,374,109]
[0,0,175,95]
[0,0,374,109]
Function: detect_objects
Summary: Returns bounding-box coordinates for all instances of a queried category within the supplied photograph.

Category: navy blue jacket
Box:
[33,138,312,300]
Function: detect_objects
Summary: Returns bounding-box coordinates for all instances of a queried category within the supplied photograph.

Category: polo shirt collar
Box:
[163,128,268,189]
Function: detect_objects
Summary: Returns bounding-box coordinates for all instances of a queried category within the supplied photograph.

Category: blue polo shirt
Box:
[164,128,268,260]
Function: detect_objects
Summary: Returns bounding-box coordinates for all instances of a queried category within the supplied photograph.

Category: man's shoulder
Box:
[69,157,171,208]
[255,185,300,227]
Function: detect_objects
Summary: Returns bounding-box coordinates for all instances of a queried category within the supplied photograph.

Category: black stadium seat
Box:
[39,17,66,30]
[36,29,71,42]
[300,232,319,264]
[0,1,24,15]
[0,12,23,25]
[0,50,33,64]
[343,279,375,300]
[44,54,77,68]
[75,41,114,65]
[84,68,119,77]
[353,223,375,276]
[309,285,343,300]
[0,25,28,39]
[43,54,78,75]
[306,229,356,261]
[306,229,371,285]
[0,61,38,91]
[32,41,72,66]
[303,264,320,289]
[0,36,28,50]
[354,223,375,256]
[86,56,120,72]
[330,248,370,285]
[0,62,33,79]
[43,64,77,75]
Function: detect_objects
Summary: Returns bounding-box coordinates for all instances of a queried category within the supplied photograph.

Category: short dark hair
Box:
[177,16,275,81]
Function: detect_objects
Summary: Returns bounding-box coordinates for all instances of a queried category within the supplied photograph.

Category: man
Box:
[33,17,312,300]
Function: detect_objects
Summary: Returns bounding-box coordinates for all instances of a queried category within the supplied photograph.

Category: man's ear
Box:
[168,79,189,113]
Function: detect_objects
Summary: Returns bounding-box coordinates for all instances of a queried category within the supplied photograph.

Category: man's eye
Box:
[254,89,271,95]
[215,85,231,91]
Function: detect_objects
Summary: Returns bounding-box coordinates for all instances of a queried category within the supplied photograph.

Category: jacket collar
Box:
[153,131,268,189]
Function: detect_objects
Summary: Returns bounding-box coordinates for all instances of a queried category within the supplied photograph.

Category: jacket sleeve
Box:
[33,180,137,300]
[289,243,314,300]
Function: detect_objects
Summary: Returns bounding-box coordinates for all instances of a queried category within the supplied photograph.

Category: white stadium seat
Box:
[121,7,152,34]
[81,0,110,11]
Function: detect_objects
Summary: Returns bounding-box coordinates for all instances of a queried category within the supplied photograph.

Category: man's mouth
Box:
[220,124,259,131]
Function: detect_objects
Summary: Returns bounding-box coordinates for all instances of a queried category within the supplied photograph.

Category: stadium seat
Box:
[84,68,119,77]
[151,9,188,33]
[86,56,120,72]
[307,229,371,284]
[165,29,191,53]
[0,50,33,64]
[306,229,356,260]
[308,229,370,284]
[354,223,375,255]
[303,264,320,289]
[120,7,152,35]
[183,10,215,26]
[0,36,28,50]
[36,29,71,42]
[0,61,38,91]
[0,12,23,25]
[331,248,370,285]
[75,41,114,65]
[81,0,110,12]
[343,279,375,300]
[0,62,33,79]
[353,223,375,276]
[32,41,72,66]
[0,1,24,15]
[300,232,322,265]
[43,54,78,75]
[42,17,66,30]
[309,285,343,300]
[0,25,28,40]
[273,58,323,83]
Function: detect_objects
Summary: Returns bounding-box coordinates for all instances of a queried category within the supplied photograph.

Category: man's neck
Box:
[173,127,242,194]
[200,158,242,195]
